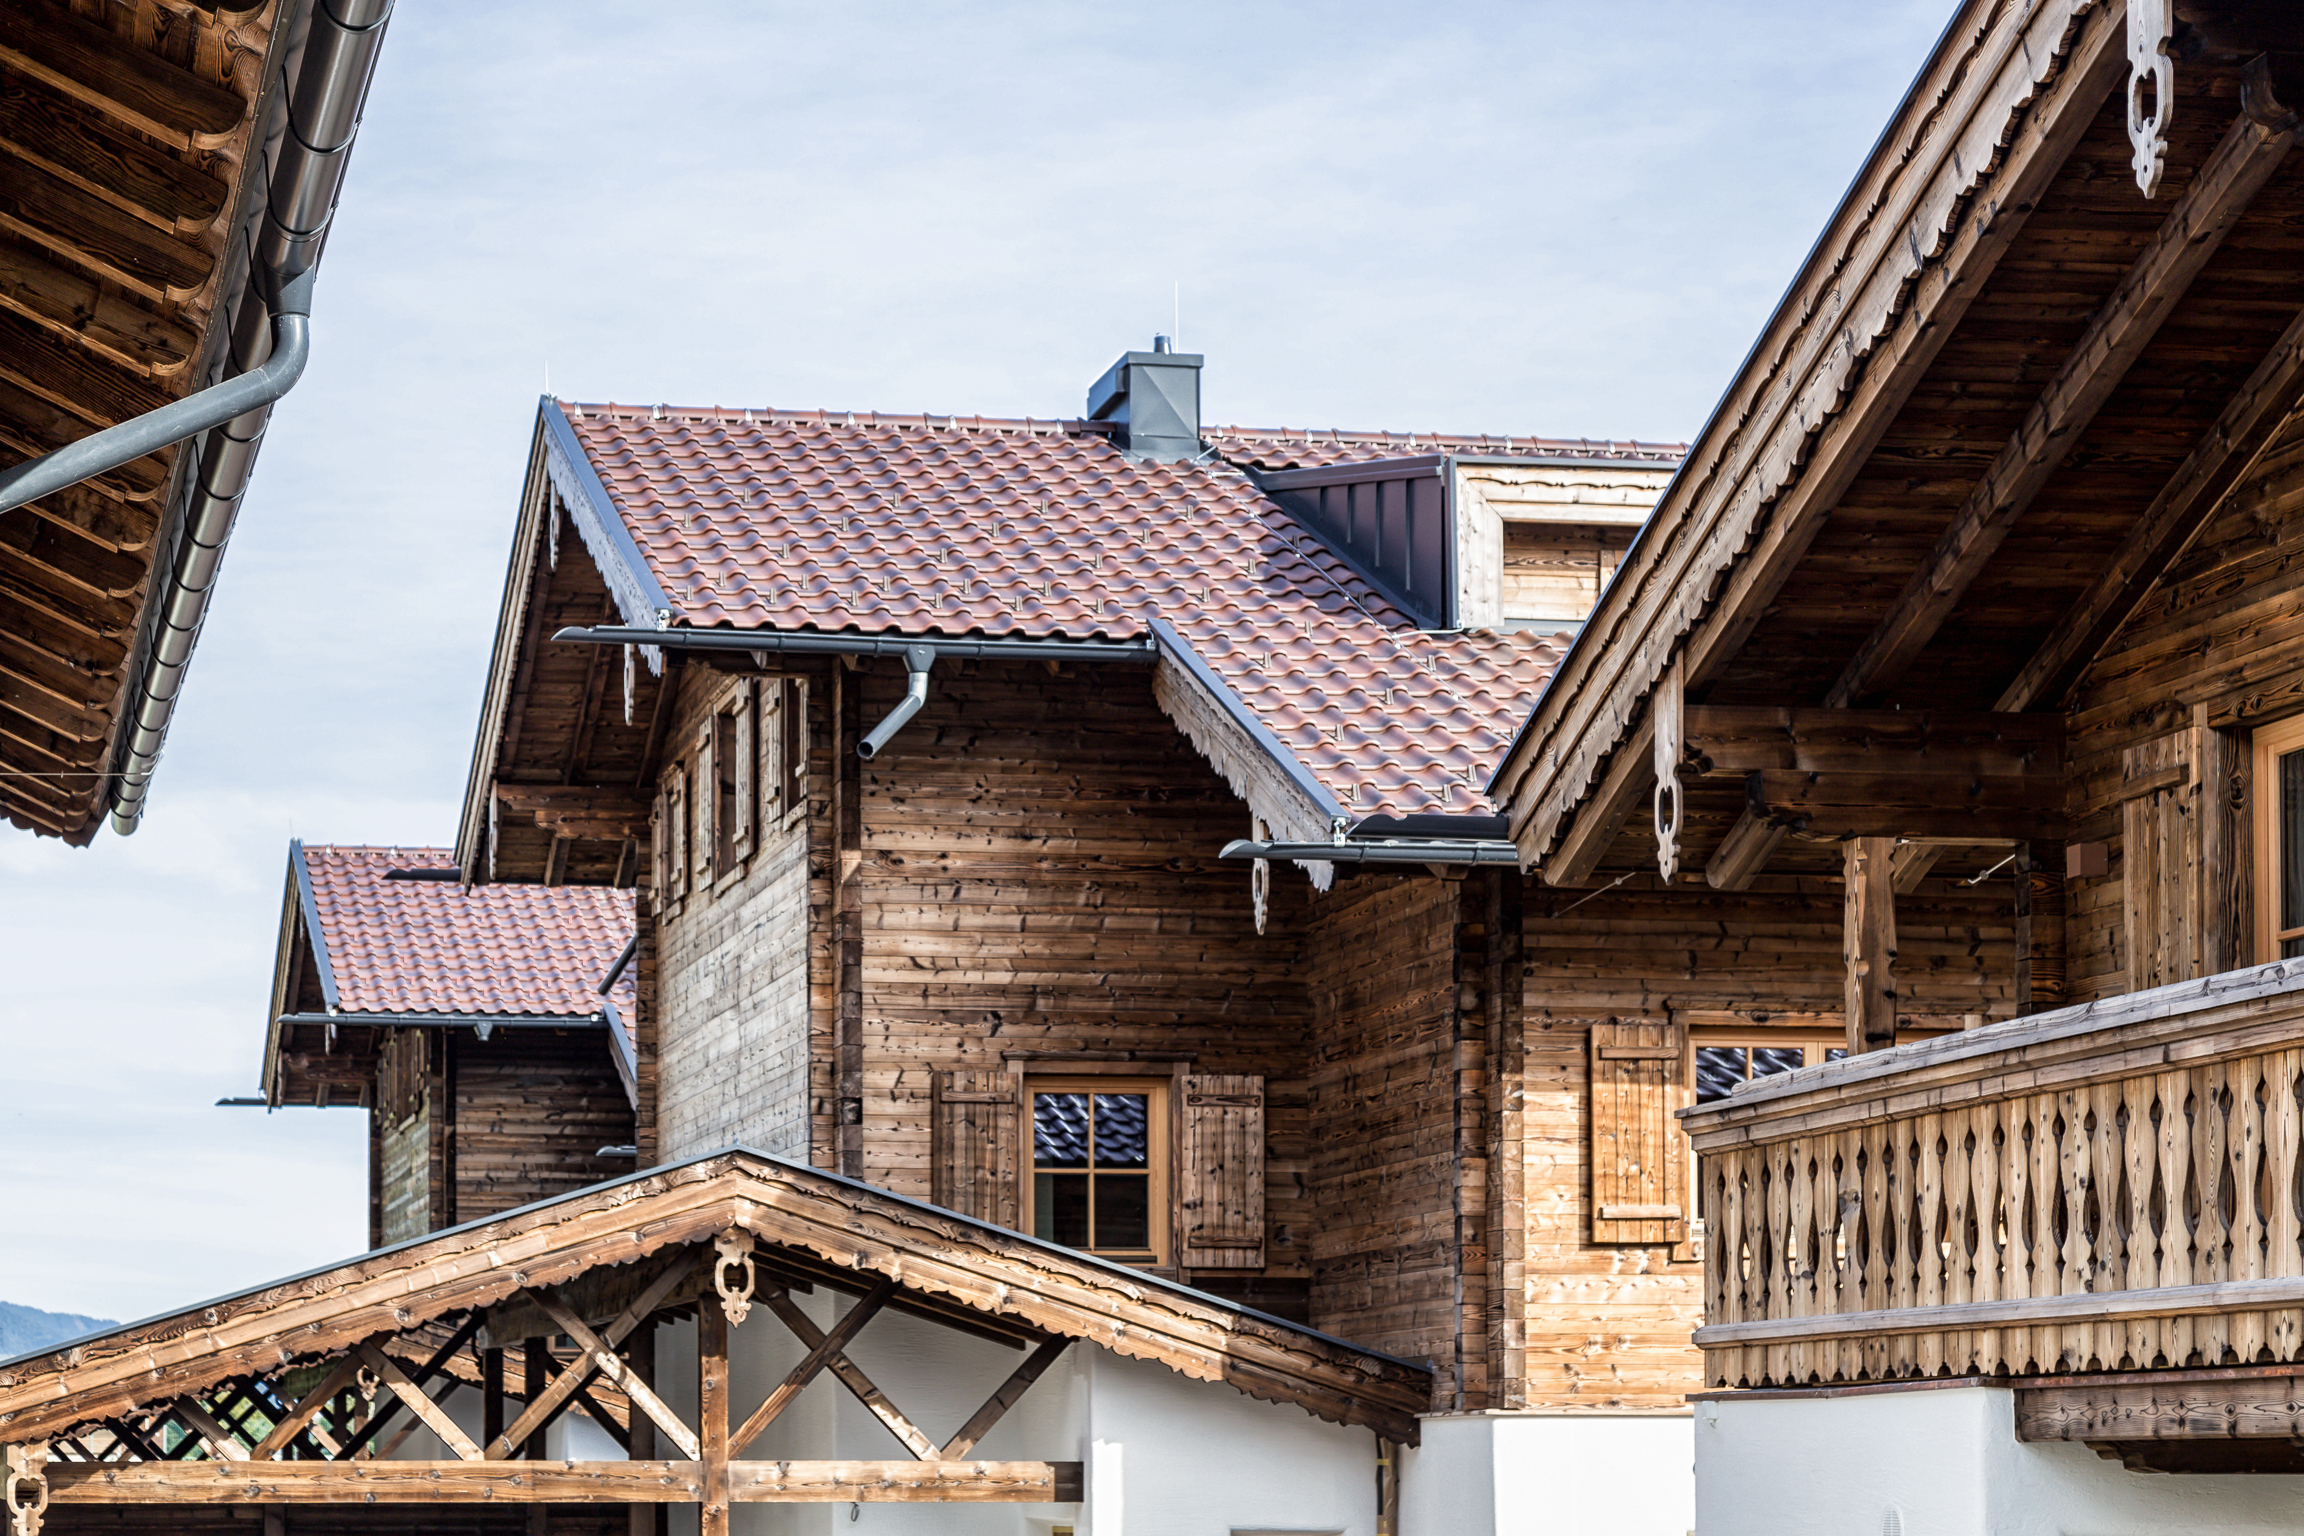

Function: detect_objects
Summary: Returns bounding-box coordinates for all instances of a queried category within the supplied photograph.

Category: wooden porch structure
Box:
[0,1151,1427,1531]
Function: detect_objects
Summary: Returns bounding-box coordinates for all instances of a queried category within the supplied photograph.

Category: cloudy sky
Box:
[0,0,1949,1325]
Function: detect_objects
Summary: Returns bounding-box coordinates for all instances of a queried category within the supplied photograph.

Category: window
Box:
[707,680,753,876]
[780,678,808,816]
[2256,714,2304,961]
[1025,1077,1170,1266]
[1693,1039,1845,1103]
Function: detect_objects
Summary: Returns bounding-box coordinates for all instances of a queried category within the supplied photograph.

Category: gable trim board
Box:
[542,396,674,650]
[288,838,340,1010]
[1489,0,2129,862]
[0,1146,1432,1445]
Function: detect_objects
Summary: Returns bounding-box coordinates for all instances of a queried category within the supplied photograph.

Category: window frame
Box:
[1021,1073,1172,1268]
[2253,713,2304,963]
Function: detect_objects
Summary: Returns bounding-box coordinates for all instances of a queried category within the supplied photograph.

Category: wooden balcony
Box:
[1682,960,2304,1407]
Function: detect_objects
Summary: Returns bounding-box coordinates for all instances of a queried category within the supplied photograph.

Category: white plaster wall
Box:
[648,1294,1377,1535]
[1402,1412,1692,1536]
[1695,1385,2304,1536]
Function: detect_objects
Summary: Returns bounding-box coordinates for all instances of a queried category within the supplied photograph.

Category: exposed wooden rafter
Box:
[1826,100,2298,709]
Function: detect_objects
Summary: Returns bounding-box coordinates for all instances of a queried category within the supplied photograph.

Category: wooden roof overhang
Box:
[0,0,304,844]
[0,1151,1431,1518]
[454,406,677,888]
[1492,0,2304,889]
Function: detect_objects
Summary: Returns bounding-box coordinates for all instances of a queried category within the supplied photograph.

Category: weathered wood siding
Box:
[654,667,813,1161]
[1516,872,2019,1407]
[450,1033,633,1220]
[1302,874,1462,1387]
[2065,425,2304,1003]
[376,1103,430,1245]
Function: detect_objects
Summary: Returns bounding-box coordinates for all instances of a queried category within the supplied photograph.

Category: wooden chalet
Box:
[0,0,389,841]
[1483,0,2304,1522]
[261,842,638,1246]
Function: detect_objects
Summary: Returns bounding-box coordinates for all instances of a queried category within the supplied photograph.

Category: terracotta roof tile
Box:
[560,403,1657,817]
[301,846,634,1029]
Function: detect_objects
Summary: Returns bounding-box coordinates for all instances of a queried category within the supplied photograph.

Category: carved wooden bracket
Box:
[2128,0,2174,196]
[713,1230,757,1327]
[1248,816,1271,935]
[3,1444,48,1536]
[1651,658,1685,881]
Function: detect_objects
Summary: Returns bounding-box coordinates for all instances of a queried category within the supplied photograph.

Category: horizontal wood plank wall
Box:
[1303,873,1461,1393]
[44,1510,632,1535]
[845,659,1312,1302]
[451,1033,635,1222]
[653,665,816,1162]
[1519,872,2020,1408]
[377,1095,430,1245]
[2066,424,2304,1004]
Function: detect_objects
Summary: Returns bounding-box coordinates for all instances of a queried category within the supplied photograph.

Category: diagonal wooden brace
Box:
[356,1345,481,1461]
[251,1355,363,1460]
[730,1278,906,1457]
[483,1255,695,1460]
[940,1335,1071,1460]
[529,1294,700,1460]
[751,1283,944,1460]
[167,1397,250,1462]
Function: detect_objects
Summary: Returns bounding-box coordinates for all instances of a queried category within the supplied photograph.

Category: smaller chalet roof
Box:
[294,844,635,1021]
[534,401,1672,828]
[0,1149,1434,1446]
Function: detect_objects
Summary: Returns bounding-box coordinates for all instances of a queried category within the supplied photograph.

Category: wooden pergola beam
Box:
[1825,103,2299,709]
[0,0,247,150]
[1702,810,1785,893]
[40,1459,1083,1504]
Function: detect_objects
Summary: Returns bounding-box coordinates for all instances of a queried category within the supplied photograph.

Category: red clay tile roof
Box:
[299,845,635,1028]
[560,402,1661,817]
[1202,425,1688,472]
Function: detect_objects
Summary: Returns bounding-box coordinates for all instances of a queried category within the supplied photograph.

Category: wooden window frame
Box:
[781,677,809,827]
[1020,1073,1172,1268]
[2252,713,2304,963]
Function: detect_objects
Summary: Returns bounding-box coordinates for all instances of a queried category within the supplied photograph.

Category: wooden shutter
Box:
[694,724,717,884]
[1589,1018,1689,1245]
[783,678,809,816]
[651,787,670,911]
[667,764,688,898]
[2123,733,2201,992]
[1180,1074,1265,1268]
[758,680,783,821]
[731,681,755,861]
[932,1070,1019,1230]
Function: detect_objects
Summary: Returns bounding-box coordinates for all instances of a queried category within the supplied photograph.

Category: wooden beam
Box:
[527,1292,699,1460]
[356,1344,481,1461]
[1889,843,1943,896]
[1702,809,1785,892]
[0,154,212,302]
[729,1277,895,1455]
[167,1396,249,1461]
[697,1299,728,1536]
[753,1284,938,1460]
[1682,705,2063,778]
[940,1336,1070,1460]
[2016,1375,2304,1443]
[1540,717,1652,886]
[0,81,231,231]
[0,235,197,379]
[1745,769,2068,842]
[484,1258,694,1460]
[249,1355,363,1459]
[42,1459,1081,1504]
[0,0,247,149]
[1843,837,1898,1054]
[2000,301,2304,712]
[1825,105,2298,708]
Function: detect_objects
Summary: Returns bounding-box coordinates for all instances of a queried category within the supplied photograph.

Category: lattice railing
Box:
[1682,961,2304,1390]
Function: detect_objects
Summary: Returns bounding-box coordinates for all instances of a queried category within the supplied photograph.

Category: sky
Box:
[0,0,1952,1326]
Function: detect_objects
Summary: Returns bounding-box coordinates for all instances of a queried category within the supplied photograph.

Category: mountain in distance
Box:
[0,1300,114,1358]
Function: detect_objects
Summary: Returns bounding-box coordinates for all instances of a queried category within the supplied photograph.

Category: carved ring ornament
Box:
[2128,0,2174,197]
[713,1228,757,1327]
[3,1445,47,1536]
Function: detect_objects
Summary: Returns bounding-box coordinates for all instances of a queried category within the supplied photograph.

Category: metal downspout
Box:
[857,645,935,759]
[100,0,395,834]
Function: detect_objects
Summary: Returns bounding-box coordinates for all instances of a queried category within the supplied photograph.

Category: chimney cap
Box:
[1153,333,1172,353]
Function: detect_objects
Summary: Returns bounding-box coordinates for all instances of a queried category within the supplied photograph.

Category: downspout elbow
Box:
[857,645,935,760]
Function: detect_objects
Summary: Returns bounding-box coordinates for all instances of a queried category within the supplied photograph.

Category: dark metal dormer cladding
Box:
[1256,455,1455,630]
[1087,336,1204,460]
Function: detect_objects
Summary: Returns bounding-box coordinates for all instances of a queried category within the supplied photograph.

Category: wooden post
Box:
[625,1324,656,1536]
[522,1344,547,1461]
[2015,844,2067,1015]
[698,1305,729,1536]
[1843,837,1898,1053]
[480,1348,503,1452]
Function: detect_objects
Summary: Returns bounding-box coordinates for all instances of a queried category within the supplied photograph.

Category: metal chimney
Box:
[1086,336,1203,461]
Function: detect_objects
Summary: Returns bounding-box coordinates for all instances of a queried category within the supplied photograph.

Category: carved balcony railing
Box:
[1681,959,2304,1392]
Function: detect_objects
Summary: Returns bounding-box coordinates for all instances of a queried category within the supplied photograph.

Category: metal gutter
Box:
[1148,617,1348,826]
[106,0,396,835]
[597,934,638,994]
[858,644,935,759]
[289,839,341,1012]
[274,1010,604,1042]
[1220,837,1523,867]
[554,624,1163,666]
